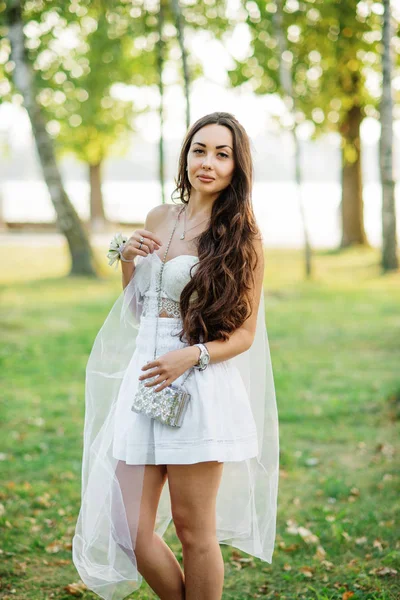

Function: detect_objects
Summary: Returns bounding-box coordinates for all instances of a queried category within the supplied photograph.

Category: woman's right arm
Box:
[121,205,166,290]
[121,258,135,290]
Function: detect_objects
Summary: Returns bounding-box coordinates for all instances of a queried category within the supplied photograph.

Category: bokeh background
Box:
[0,1,399,599]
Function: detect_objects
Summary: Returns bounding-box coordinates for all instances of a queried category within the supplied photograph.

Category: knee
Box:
[172,508,216,552]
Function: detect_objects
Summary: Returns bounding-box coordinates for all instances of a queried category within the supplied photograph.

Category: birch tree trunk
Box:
[273,0,312,279]
[89,162,108,232]
[170,0,191,129]
[157,1,166,205]
[6,0,97,276]
[380,0,398,271]
[0,189,5,231]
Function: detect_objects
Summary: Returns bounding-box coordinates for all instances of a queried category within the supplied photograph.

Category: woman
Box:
[72,112,279,600]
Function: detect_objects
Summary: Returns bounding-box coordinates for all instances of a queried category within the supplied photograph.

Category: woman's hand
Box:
[122,228,163,260]
[138,347,200,392]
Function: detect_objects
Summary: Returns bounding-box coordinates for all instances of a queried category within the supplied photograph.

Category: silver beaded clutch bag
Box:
[132,376,191,428]
[131,206,193,428]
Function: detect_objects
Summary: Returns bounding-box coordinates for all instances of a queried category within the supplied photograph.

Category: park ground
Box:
[0,243,399,599]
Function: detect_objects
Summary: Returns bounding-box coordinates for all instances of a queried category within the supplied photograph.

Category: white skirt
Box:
[112,315,259,465]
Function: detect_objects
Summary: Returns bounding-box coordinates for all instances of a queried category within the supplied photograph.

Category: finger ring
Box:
[140,237,144,243]
[138,241,143,249]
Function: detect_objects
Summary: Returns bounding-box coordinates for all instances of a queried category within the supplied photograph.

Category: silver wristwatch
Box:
[193,343,210,371]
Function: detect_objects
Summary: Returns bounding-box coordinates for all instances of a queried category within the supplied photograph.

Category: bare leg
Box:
[117,461,185,600]
[168,462,225,600]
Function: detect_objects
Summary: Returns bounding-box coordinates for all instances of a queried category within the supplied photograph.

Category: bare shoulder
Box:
[144,203,179,231]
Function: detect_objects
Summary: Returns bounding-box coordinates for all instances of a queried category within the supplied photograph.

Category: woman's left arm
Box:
[139,239,265,391]
[188,237,265,366]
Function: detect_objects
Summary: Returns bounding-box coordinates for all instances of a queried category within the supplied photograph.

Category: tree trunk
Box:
[157,1,166,205]
[340,106,368,247]
[0,188,6,231]
[6,0,97,276]
[89,162,108,232]
[273,0,312,279]
[170,0,191,129]
[380,0,398,271]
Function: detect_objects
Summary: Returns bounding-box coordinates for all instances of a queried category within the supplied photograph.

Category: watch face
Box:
[201,354,209,367]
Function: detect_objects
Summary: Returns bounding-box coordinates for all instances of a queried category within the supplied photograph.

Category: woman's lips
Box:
[198,176,214,182]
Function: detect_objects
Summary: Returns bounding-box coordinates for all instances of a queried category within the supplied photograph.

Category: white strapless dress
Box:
[112,252,258,465]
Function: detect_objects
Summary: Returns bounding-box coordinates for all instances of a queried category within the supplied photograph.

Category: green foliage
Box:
[227,0,400,138]
[0,245,399,599]
[0,0,232,167]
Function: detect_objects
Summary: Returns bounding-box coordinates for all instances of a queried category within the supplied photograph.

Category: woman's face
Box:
[186,124,235,195]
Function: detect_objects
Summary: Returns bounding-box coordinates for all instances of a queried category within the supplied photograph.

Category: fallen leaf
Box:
[15,561,28,573]
[64,582,87,596]
[375,443,395,458]
[285,520,319,544]
[321,560,334,571]
[347,558,358,567]
[297,526,319,544]
[257,584,269,593]
[342,592,355,599]
[373,539,383,551]
[299,566,313,578]
[45,541,62,554]
[35,493,51,508]
[279,543,300,552]
[368,566,397,576]
[314,545,326,560]
[355,536,367,545]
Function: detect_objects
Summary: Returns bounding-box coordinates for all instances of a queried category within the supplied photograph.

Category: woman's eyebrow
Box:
[192,142,233,150]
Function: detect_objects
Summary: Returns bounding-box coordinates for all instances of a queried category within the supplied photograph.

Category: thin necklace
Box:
[180,205,210,240]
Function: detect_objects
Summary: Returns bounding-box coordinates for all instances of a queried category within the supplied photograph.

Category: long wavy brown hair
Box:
[171,111,262,346]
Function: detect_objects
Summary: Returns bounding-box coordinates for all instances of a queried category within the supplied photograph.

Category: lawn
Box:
[0,243,399,600]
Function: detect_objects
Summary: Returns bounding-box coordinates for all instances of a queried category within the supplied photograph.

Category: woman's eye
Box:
[193,149,229,158]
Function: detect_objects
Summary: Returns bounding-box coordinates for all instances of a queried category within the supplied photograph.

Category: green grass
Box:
[0,244,399,599]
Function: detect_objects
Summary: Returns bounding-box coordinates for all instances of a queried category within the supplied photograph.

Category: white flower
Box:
[107,232,128,268]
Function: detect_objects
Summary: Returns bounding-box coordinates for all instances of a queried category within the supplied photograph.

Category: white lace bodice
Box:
[134,252,199,318]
